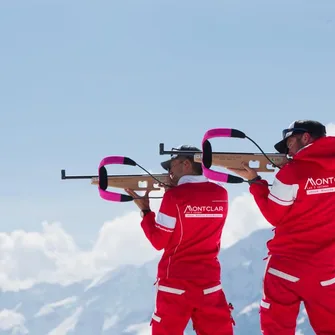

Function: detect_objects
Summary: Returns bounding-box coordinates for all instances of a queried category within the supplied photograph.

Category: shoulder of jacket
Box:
[276,160,300,184]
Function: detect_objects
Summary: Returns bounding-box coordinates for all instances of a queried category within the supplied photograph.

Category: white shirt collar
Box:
[177,175,208,185]
[294,142,314,156]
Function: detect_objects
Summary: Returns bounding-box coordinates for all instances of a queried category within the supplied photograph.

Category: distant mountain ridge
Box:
[0,228,314,334]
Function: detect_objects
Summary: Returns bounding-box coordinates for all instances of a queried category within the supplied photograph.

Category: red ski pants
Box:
[150,278,234,335]
[260,256,335,335]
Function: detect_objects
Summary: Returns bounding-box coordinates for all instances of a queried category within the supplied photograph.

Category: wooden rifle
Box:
[61,127,288,200]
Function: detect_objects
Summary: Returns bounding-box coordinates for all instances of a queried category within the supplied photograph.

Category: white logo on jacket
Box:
[304,177,335,195]
[184,205,224,218]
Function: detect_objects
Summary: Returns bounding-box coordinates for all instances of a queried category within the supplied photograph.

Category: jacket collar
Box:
[177,175,208,185]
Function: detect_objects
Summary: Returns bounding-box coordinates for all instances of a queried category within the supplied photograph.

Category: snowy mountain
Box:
[0,228,315,335]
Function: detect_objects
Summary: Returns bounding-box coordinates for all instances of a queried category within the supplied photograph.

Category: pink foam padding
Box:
[202,128,232,141]
[98,156,125,169]
[201,128,232,182]
[98,189,122,202]
[202,166,228,182]
[97,156,126,202]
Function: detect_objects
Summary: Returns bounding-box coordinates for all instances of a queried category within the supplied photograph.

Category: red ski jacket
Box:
[141,175,228,281]
[250,136,335,267]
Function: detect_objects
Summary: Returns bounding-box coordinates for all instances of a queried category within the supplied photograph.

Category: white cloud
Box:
[47,307,83,335]
[0,216,159,291]
[238,301,260,316]
[0,308,28,334]
[35,296,78,317]
[0,194,164,291]
[124,322,151,335]
[0,188,269,292]
[326,122,335,135]
[103,315,119,331]
[222,192,271,248]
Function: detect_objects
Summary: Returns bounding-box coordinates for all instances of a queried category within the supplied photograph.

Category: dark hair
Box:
[309,132,325,140]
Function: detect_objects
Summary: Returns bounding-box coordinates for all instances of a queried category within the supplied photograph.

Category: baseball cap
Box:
[160,145,201,171]
[274,120,326,154]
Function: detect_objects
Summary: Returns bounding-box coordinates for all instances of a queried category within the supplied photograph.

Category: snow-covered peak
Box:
[0,228,316,334]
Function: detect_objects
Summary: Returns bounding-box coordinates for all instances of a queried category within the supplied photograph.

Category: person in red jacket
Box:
[125,145,234,335]
[229,120,335,335]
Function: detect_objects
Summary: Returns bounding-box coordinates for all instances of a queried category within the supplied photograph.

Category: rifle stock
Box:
[91,153,287,190]
[91,174,170,191]
[193,153,287,172]
[62,152,287,192]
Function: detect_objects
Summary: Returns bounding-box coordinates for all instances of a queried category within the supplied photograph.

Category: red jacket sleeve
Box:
[140,190,177,251]
[249,166,299,226]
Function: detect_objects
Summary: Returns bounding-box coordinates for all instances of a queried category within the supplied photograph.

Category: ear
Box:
[303,132,312,144]
[183,159,192,171]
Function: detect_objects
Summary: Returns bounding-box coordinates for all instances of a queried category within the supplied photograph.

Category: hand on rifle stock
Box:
[275,156,290,168]
[227,162,259,181]
[125,189,151,211]
[158,182,174,191]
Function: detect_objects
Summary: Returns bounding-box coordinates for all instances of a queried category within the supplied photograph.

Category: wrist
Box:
[248,175,262,185]
[140,209,151,218]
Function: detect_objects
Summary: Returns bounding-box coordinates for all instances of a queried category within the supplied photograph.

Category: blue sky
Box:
[0,0,334,250]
